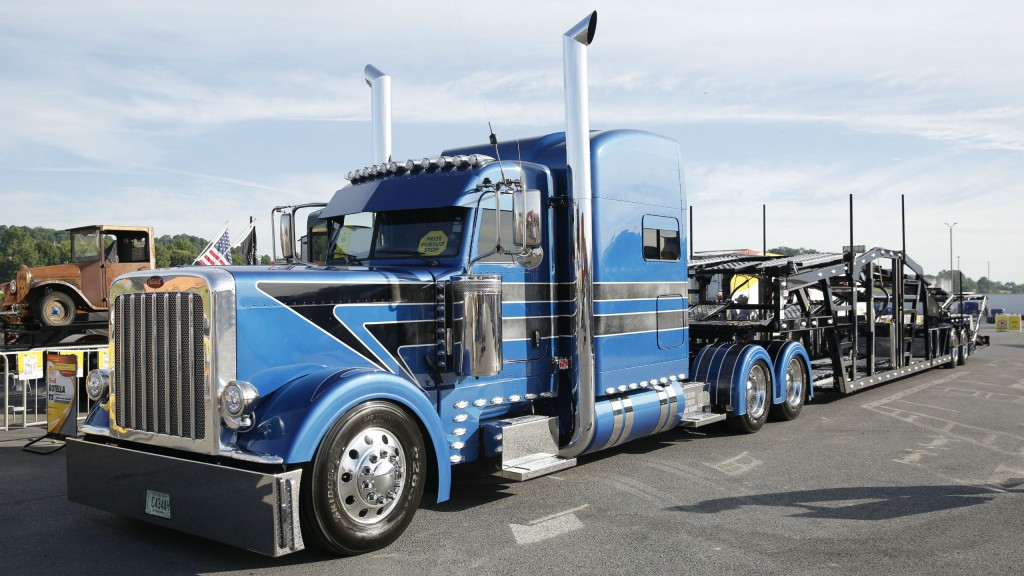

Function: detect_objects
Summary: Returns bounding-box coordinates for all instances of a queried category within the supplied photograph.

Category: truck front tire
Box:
[301,401,426,555]
[36,291,76,327]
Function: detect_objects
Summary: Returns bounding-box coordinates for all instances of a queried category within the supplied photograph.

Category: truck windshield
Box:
[71,231,102,263]
[326,207,467,265]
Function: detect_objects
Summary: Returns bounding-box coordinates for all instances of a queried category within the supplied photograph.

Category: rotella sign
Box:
[46,354,78,437]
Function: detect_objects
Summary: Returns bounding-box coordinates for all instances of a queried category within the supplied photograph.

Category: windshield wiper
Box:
[375,249,439,266]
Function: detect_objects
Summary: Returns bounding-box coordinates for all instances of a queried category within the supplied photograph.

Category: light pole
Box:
[945,222,957,293]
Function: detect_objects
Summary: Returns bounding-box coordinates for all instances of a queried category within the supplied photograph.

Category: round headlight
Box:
[219,380,260,430]
[86,369,109,402]
[223,384,243,416]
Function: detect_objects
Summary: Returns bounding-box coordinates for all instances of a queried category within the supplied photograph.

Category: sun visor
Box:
[321,169,484,219]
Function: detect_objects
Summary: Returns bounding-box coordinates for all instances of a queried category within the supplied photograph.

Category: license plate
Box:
[145,489,171,519]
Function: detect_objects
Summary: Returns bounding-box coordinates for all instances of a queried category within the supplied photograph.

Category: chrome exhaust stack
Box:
[560,11,598,459]
[364,64,392,164]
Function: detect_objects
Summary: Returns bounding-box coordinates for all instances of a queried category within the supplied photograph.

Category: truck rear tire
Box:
[36,291,76,327]
[727,360,771,434]
[301,401,426,555]
[957,330,967,366]
[770,355,807,421]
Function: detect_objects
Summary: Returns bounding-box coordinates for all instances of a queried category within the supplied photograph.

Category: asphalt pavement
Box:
[3,325,1023,575]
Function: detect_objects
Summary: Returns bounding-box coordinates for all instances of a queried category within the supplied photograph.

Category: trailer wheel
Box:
[727,360,771,434]
[770,355,807,421]
[945,332,959,369]
[36,291,76,327]
[301,401,426,555]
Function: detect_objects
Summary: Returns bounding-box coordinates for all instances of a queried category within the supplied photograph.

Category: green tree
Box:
[0,227,40,279]
[768,246,821,256]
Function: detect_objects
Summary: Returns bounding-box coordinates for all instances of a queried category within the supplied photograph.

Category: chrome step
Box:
[484,414,577,481]
[497,453,577,481]
[679,412,727,428]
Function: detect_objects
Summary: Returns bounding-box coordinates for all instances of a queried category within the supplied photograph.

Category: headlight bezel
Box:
[219,380,260,431]
[86,369,110,402]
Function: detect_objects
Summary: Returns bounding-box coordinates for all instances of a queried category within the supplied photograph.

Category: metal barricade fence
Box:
[2,344,107,432]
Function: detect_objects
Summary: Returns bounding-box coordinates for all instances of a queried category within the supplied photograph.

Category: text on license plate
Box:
[145,489,171,519]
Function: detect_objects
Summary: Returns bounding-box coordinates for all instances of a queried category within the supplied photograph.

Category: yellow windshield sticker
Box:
[335,227,353,254]
[418,231,448,256]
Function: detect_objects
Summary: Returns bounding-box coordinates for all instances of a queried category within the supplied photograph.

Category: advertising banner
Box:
[995,315,1009,332]
[17,350,43,381]
[46,354,78,438]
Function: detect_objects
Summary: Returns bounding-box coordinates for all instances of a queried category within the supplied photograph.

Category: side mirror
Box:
[513,188,542,250]
[279,213,295,261]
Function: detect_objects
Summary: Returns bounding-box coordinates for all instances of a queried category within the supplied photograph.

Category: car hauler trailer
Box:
[67,12,968,557]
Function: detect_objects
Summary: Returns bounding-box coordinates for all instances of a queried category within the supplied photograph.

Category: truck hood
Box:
[3,263,82,306]
[224,264,449,397]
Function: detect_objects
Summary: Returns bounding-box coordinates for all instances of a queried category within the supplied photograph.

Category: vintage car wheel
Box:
[36,291,76,327]
[301,401,426,555]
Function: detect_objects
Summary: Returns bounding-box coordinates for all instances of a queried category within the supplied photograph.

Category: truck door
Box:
[472,204,555,369]
[73,229,105,308]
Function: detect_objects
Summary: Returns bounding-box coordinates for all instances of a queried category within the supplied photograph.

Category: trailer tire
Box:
[36,291,76,327]
[727,359,771,434]
[301,400,426,555]
[770,354,807,421]
[945,332,959,369]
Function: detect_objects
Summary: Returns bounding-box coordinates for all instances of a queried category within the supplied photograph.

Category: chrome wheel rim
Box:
[335,426,407,525]
[785,358,805,409]
[746,363,769,419]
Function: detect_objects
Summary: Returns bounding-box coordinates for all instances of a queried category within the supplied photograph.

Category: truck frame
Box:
[66,12,968,557]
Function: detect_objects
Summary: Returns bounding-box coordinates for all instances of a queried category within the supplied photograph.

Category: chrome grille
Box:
[114,292,207,440]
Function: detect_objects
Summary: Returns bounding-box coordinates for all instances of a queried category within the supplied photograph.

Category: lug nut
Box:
[369,454,378,464]
[362,466,372,475]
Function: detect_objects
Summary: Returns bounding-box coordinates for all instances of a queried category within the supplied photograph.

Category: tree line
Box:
[0,225,269,281]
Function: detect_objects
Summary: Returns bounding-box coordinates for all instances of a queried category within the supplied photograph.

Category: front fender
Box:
[240,368,450,502]
[31,280,101,310]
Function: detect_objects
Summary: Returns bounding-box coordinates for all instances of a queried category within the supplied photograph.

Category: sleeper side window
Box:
[642,215,680,261]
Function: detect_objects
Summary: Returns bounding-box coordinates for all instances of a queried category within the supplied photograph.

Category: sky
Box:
[1,1,1022,282]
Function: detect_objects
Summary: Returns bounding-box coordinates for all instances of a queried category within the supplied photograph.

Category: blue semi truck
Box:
[67,11,969,556]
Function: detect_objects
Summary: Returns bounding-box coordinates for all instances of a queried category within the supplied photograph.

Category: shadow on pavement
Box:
[671,481,1024,521]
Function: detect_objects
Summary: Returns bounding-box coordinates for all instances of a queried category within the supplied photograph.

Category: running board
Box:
[484,415,577,481]
[680,412,727,428]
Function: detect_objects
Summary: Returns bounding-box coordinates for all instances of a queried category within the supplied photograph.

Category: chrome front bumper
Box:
[66,438,304,557]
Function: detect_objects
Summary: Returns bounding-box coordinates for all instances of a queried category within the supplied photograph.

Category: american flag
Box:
[196,228,231,266]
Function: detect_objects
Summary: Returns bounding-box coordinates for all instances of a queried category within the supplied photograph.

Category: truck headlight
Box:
[220,380,260,430]
[86,369,110,401]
